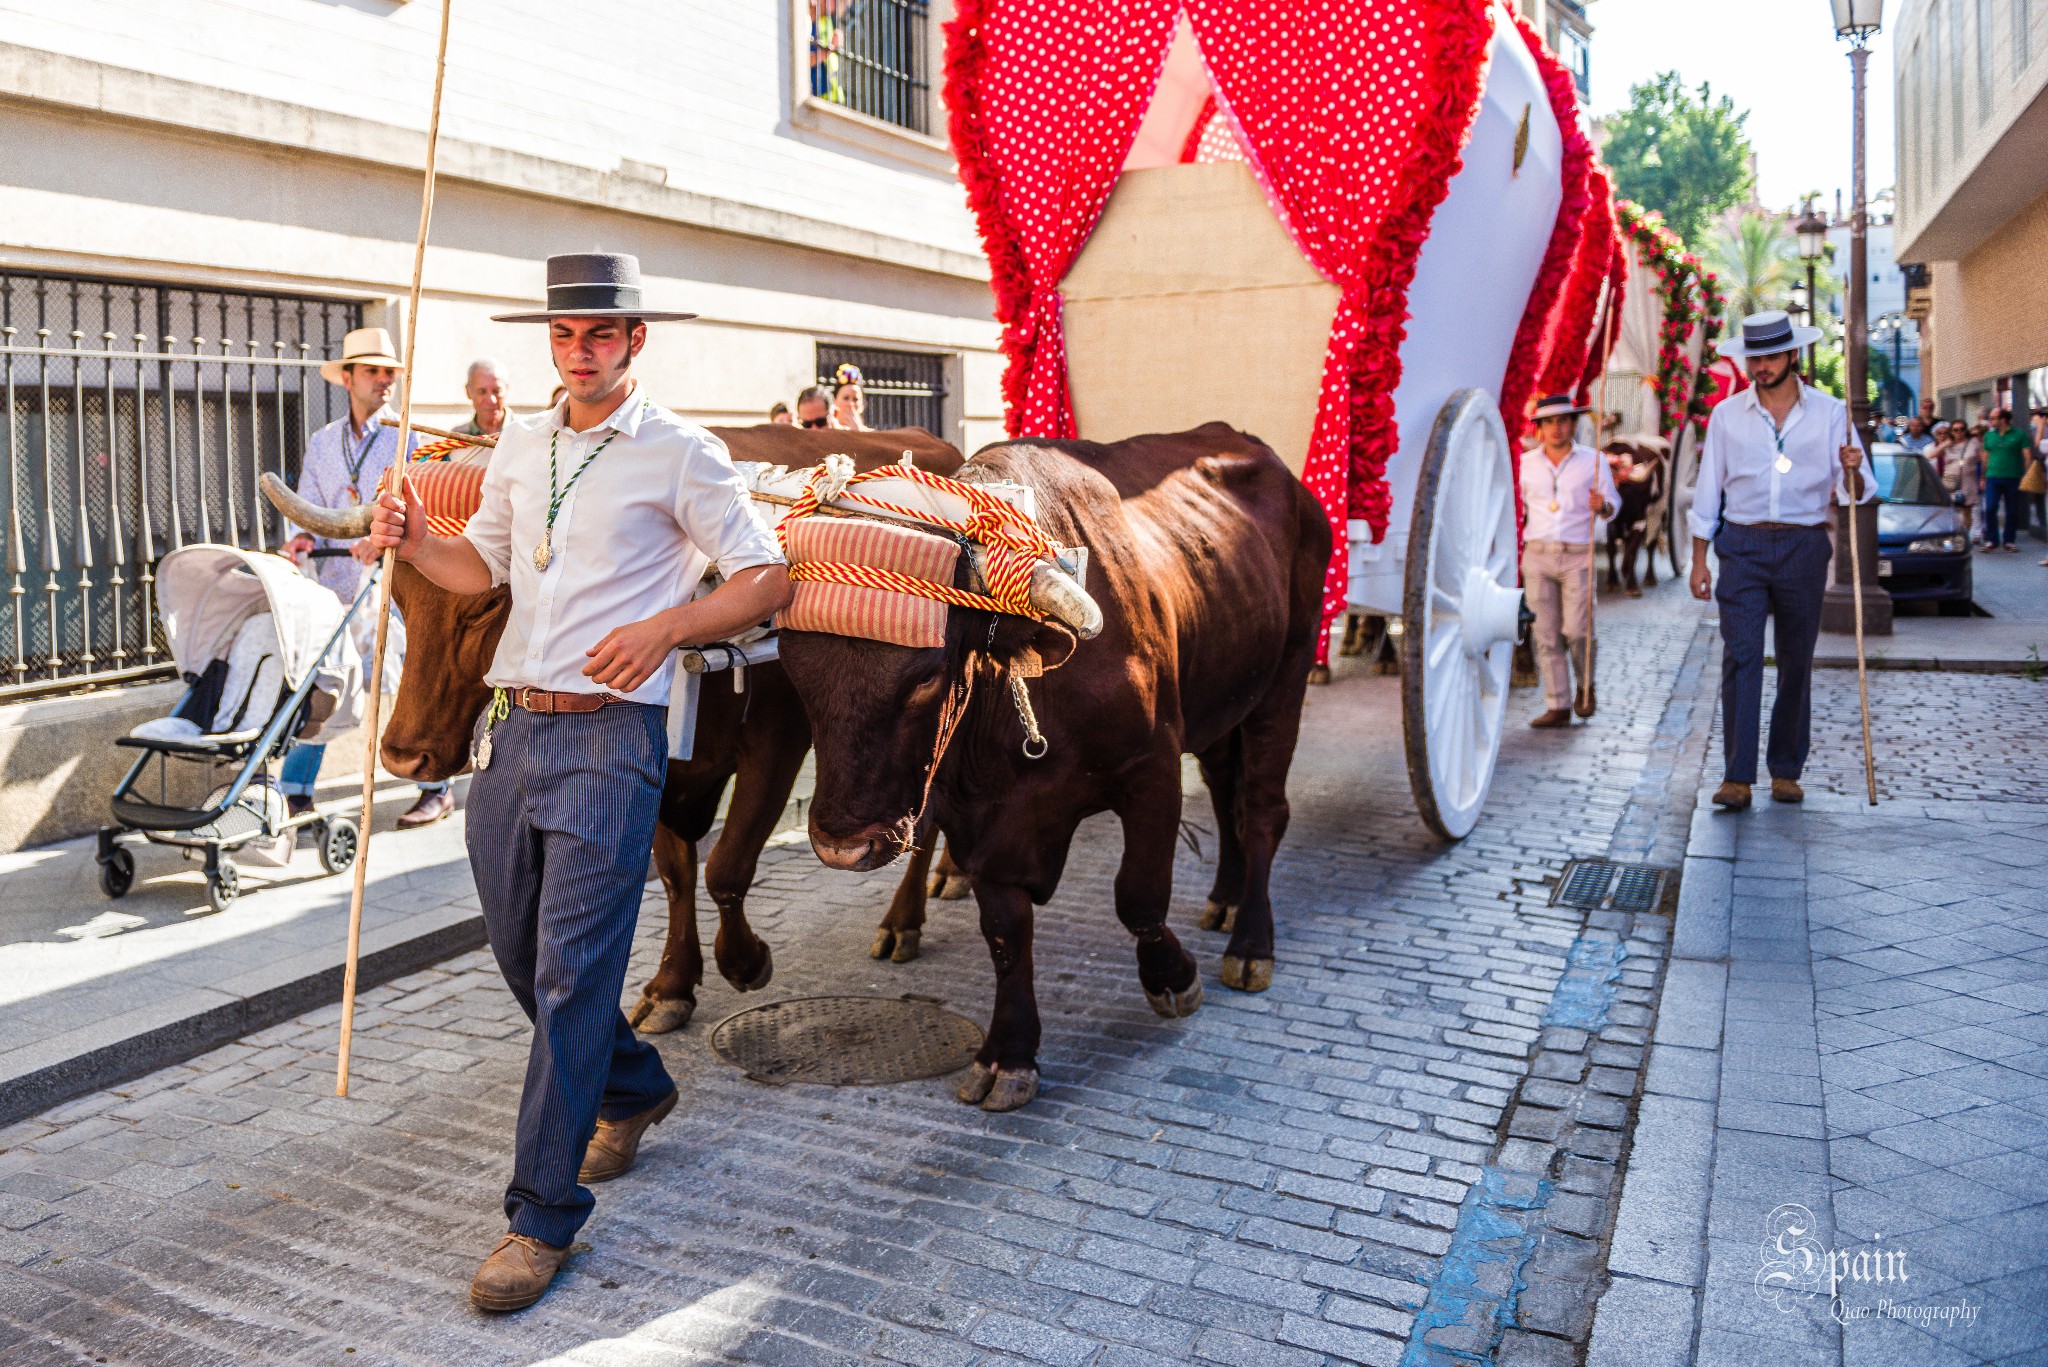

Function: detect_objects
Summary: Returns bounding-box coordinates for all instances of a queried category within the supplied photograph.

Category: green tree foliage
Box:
[1707,212,1797,319]
[1602,73,1755,247]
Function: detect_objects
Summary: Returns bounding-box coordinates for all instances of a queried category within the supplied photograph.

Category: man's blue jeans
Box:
[1984,476,2023,546]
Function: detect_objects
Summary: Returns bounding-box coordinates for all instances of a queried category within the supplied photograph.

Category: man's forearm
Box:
[1693,536,1709,564]
[403,535,496,596]
[661,564,793,647]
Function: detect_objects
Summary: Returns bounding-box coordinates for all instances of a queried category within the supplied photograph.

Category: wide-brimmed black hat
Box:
[1531,393,1592,420]
[491,252,698,323]
[1716,309,1822,359]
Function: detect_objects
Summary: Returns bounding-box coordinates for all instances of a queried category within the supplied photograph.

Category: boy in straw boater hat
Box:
[1690,310,1873,811]
[363,252,792,1311]
[279,327,454,827]
[1520,393,1619,728]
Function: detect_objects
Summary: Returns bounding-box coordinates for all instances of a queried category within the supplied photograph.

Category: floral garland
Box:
[1498,9,1598,451]
[1614,201,1712,438]
[1541,165,1619,402]
[1689,270,1728,432]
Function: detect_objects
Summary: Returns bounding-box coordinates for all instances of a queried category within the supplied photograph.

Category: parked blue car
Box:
[1871,444,1973,607]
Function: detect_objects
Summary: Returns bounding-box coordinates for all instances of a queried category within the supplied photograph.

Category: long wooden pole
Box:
[1582,273,1618,717]
[378,416,496,447]
[338,0,455,1097]
[1844,464,1878,804]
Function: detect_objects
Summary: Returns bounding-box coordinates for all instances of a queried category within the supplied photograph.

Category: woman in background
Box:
[831,362,870,431]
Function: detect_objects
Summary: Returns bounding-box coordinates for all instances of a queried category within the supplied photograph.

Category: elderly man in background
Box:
[455,358,509,440]
[1691,311,1874,812]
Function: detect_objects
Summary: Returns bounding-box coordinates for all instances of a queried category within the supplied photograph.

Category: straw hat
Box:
[320,327,407,386]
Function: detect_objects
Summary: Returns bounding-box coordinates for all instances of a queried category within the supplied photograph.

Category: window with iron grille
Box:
[817,345,948,436]
[807,0,932,134]
[1,268,361,699]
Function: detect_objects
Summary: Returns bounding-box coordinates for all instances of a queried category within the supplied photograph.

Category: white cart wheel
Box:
[1401,388,1522,840]
[1667,429,1699,579]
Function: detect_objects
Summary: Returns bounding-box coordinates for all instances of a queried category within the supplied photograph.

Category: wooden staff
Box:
[338,0,455,1097]
[1581,271,1619,717]
[1844,458,1878,804]
[379,416,497,447]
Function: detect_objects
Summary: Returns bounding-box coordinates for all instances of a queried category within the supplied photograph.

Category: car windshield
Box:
[1873,452,1946,505]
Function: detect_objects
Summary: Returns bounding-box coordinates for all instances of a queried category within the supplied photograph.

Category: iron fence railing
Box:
[818,344,948,436]
[809,0,932,134]
[1,268,361,700]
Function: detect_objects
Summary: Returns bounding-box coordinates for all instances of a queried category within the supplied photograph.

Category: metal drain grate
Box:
[1549,859,1670,912]
[711,995,984,1087]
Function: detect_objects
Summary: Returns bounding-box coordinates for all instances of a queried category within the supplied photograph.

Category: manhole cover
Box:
[1549,859,1670,912]
[710,995,984,1087]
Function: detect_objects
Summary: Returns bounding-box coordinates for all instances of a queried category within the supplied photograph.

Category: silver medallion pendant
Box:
[1548,500,1560,513]
[471,713,494,771]
[1774,455,1794,475]
[533,530,552,572]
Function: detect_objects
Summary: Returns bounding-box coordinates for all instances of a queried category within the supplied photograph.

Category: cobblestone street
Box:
[0,592,1711,1366]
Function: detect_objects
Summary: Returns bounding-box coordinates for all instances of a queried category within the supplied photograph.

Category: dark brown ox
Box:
[778,423,1329,1112]
[1601,435,1670,598]
[268,424,965,1033]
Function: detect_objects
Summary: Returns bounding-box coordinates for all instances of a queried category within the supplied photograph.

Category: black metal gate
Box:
[1,268,361,698]
[816,345,947,437]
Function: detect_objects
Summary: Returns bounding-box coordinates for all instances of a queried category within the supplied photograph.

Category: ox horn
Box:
[259,471,375,540]
[968,546,1103,640]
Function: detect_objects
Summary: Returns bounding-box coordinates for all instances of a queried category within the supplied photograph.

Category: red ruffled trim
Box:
[1497,11,1598,454]
[1543,165,1618,403]
[1577,239,1628,400]
[942,0,1036,437]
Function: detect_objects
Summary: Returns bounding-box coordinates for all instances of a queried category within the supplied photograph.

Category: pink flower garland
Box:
[1615,202,1711,439]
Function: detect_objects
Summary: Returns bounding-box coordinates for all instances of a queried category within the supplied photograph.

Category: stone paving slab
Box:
[0,595,1704,1365]
[1589,666,2048,1367]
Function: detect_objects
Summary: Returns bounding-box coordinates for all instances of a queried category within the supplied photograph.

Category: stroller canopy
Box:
[155,545,350,691]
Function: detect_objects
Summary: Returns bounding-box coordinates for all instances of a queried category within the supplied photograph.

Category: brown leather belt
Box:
[1741,520,1819,531]
[507,686,626,714]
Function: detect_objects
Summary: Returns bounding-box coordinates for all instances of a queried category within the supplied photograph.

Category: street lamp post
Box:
[1795,204,1829,387]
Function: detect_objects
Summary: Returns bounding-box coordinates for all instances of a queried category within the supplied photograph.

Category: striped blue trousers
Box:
[464,702,675,1247]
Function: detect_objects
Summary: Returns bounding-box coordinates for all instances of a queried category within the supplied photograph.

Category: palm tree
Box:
[1707,211,1798,320]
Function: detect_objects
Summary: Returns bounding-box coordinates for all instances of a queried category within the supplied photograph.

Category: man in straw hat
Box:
[362,253,792,1311]
[1690,310,1874,811]
[279,327,453,827]
[1521,394,1619,728]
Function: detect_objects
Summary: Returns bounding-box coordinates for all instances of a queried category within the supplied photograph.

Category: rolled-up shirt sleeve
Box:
[1595,454,1622,531]
[1688,411,1728,542]
[677,431,786,574]
[463,451,515,587]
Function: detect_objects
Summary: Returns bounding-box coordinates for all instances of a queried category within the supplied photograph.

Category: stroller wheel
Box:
[320,817,360,876]
[208,861,241,913]
[99,847,135,900]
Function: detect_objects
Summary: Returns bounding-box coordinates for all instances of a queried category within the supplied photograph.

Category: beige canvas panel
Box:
[1063,162,1339,474]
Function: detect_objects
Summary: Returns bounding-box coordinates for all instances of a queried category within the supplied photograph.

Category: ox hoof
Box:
[1144,978,1205,1019]
[956,1061,996,1105]
[1306,664,1331,687]
[1220,955,1274,993]
[931,873,972,901]
[981,1068,1039,1112]
[629,994,696,1034]
[1198,901,1237,933]
[870,926,922,963]
[722,942,774,993]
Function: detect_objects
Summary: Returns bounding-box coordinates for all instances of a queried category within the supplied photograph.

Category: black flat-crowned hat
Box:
[1716,309,1823,359]
[1531,393,1592,420]
[491,252,698,323]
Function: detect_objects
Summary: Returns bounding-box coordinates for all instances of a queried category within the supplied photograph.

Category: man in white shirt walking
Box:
[1520,394,1620,728]
[363,254,792,1312]
[1690,311,1874,811]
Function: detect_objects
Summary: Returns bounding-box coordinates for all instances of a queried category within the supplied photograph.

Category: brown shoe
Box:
[1771,778,1805,803]
[469,1232,568,1313]
[397,787,455,829]
[1574,686,1597,719]
[578,1088,678,1184]
[1530,708,1573,729]
[1712,781,1752,811]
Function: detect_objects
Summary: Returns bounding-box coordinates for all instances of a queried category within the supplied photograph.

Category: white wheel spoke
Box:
[1428,624,1460,669]
[1432,585,1460,616]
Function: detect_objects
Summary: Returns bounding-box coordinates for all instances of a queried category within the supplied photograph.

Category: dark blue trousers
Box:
[464,703,674,1247]
[1713,522,1833,785]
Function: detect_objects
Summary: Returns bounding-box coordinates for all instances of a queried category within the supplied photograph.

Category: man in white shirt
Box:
[1520,395,1619,728]
[363,253,792,1312]
[1690,311,1874,811]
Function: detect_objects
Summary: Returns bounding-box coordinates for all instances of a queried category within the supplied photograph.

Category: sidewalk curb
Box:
[0,911,486,1128]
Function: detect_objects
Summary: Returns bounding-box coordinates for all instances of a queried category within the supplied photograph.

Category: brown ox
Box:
[273,424,965,1034]
[778,424,1329,1111]
[1601,435,1670,598]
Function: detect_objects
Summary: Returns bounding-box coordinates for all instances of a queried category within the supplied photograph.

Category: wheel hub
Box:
[1459,566,1521,656]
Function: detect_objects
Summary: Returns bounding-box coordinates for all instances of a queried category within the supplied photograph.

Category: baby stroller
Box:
[99,544,372,911]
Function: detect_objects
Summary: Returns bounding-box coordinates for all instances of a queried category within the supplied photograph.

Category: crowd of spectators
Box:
[1882,399,2048,563]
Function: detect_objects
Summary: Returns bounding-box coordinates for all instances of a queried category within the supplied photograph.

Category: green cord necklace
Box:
[534,424,618,571]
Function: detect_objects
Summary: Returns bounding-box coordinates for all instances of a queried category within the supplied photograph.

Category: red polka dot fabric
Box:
[944,0,1497,647]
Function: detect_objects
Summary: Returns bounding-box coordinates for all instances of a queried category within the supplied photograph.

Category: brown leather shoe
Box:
[1771,778,1805,803]
[1712,781,1752,811]
[1530,708,1573,729]
[1574,686,1597,719]
[397,787,455,829]
[469,1232,568,1313]
[578,1088,678,1184]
